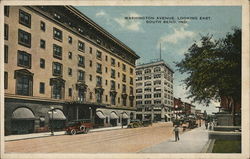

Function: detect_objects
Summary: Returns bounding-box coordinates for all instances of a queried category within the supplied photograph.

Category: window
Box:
[130,77,133,85]
[110,93,116,105]
[122,84,126,93]
[122,74,126,82]
[122,64,126,71]
[154,80,161,85]
[40,21,45,31]
[118,72,120,78]
[118,83,120,89]
[52,62,62,76]
[53,44,62,59]
[96,63,102,74]
[154,67,161,72]
[96,50,102,59]
[89,60,92,67]
[144,94,152,98]
[144,81,151,86]
[130,87,133,95]
[136,95,142,99]
[145,69,151,74]
[89,47,92,54]
[53,27,62,41]
[52,82,63,99]
[136,101,142,105]
[105,55,108,61]
[136,82,142,87]
[154,100,161,104]
[111,69,115,79]
[105,67,108,73]
[78,55,85,67]
[118,97,120,104]
[40,39,45,49]
[154,74,161,79]
[136,88,142,93]
[4,45,8,63]
[78,70,85,81]
[4,6,9,17]
[111,80,116,90]
[40,82,45,94]
[111,58,115,66]
[17,51,31,69]
[4,72,8,89]
[78,41,85,52]
[144,88,151,92]
[40,58,45,68]
[105,80,108,85]
[130,68,133,74]
[106,95,108,102]
[68,68,72,76]
[136,71,142,75]
[18,29,31,47]
[16,74,33,96]
[68,36,72,44]
[89,75,92,81]
[19,10,31,28]
[68,52,72,59]
[96,76,102,87]
[68,88,72,97]
[144,75,151,80]
[4,24,8,40]
[136,77,142,81]
[118,62,120,67]
[145,100,152,104]
[154,93,161,98]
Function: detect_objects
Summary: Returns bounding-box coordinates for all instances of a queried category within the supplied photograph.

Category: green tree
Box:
[176,28,241,124]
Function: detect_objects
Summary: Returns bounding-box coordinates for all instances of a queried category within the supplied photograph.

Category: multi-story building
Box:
[4,6,139,135]
[135,60,174,122]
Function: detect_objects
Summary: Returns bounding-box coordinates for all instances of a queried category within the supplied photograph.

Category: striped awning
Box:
[122,113,129,119]
[110,112,119,119]
[165,114,171,118]
[12,107,35,120]
[96,111,106,119]
[49,109,66,120]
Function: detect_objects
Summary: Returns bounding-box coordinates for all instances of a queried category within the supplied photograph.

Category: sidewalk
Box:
[139,125,209,153]
[5,126,127,142]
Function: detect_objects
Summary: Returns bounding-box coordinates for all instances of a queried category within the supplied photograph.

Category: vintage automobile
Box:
[65,119,94,135]
[127,119,152,128]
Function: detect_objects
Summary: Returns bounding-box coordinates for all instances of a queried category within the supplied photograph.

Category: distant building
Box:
[135,60,174,122]
[4,6,139,135]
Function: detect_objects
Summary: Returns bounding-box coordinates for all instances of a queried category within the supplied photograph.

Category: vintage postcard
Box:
[1,0,249,159]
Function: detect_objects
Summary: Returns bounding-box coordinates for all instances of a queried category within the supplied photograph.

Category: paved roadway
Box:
[6,122,180,153]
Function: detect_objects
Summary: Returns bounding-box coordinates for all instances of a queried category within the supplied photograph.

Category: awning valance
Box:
[12,107,35,120]
[96,111,106,119]
[49,109,66,120]
[122,113,129,119]
[110,112,119,119]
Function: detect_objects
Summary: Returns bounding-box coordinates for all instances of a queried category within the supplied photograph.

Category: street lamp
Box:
[48,106,57,136]
[89,107,92,122]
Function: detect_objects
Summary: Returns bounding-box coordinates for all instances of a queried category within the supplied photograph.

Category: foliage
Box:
[176,28,241,110]
[212,140,241,153]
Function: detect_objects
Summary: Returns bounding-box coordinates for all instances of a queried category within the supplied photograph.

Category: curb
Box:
[201,139,215,153]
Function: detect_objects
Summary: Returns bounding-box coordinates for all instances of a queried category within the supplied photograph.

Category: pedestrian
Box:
[209,122,212,130]
[205,121,208,129]
[173,125,180,142]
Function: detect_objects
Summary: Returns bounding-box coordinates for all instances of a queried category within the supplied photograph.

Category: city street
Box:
[5,122,187,153]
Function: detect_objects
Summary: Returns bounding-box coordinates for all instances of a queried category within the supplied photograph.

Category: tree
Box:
[176,28,241,125]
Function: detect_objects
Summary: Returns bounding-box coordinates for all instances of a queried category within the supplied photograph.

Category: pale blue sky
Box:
[75,6,242,114]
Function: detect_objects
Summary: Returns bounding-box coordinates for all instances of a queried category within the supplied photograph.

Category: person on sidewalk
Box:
[205,121,208,129]
[173,125,180,142]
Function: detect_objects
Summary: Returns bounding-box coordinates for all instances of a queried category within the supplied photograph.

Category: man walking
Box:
[173,125,180,142]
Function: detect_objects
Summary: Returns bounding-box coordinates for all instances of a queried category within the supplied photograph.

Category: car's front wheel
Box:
[70,129,76,135]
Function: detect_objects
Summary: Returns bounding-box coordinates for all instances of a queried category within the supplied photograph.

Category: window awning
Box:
[122,113,129,119]
[110,112,119,119]
[165,114,171,118]
[12,107,35,120]
[49,109,66,120]
[96,111,106,119]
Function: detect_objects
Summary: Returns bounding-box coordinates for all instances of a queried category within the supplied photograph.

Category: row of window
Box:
[136,67,173,76]
[136,81,173,87]
[136,100,162,105]
[136,93,162,99]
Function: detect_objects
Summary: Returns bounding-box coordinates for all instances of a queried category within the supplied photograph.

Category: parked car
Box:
[65,119,94,135]
[127,119,152,128]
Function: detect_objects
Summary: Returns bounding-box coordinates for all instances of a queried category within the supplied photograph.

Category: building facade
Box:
[135,60,174,122]
[4,6,139,135]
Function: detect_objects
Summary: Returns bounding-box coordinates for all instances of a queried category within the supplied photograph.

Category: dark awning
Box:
[49,109,66,120]
[12,107,35,120]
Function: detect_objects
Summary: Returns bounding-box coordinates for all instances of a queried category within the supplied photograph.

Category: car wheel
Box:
[71,129,76,135]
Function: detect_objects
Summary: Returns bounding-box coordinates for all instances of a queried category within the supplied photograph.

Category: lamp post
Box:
[121,112,124,128]
[48,106,57,136]
[89,107,92,123]
[175,105,178,120]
